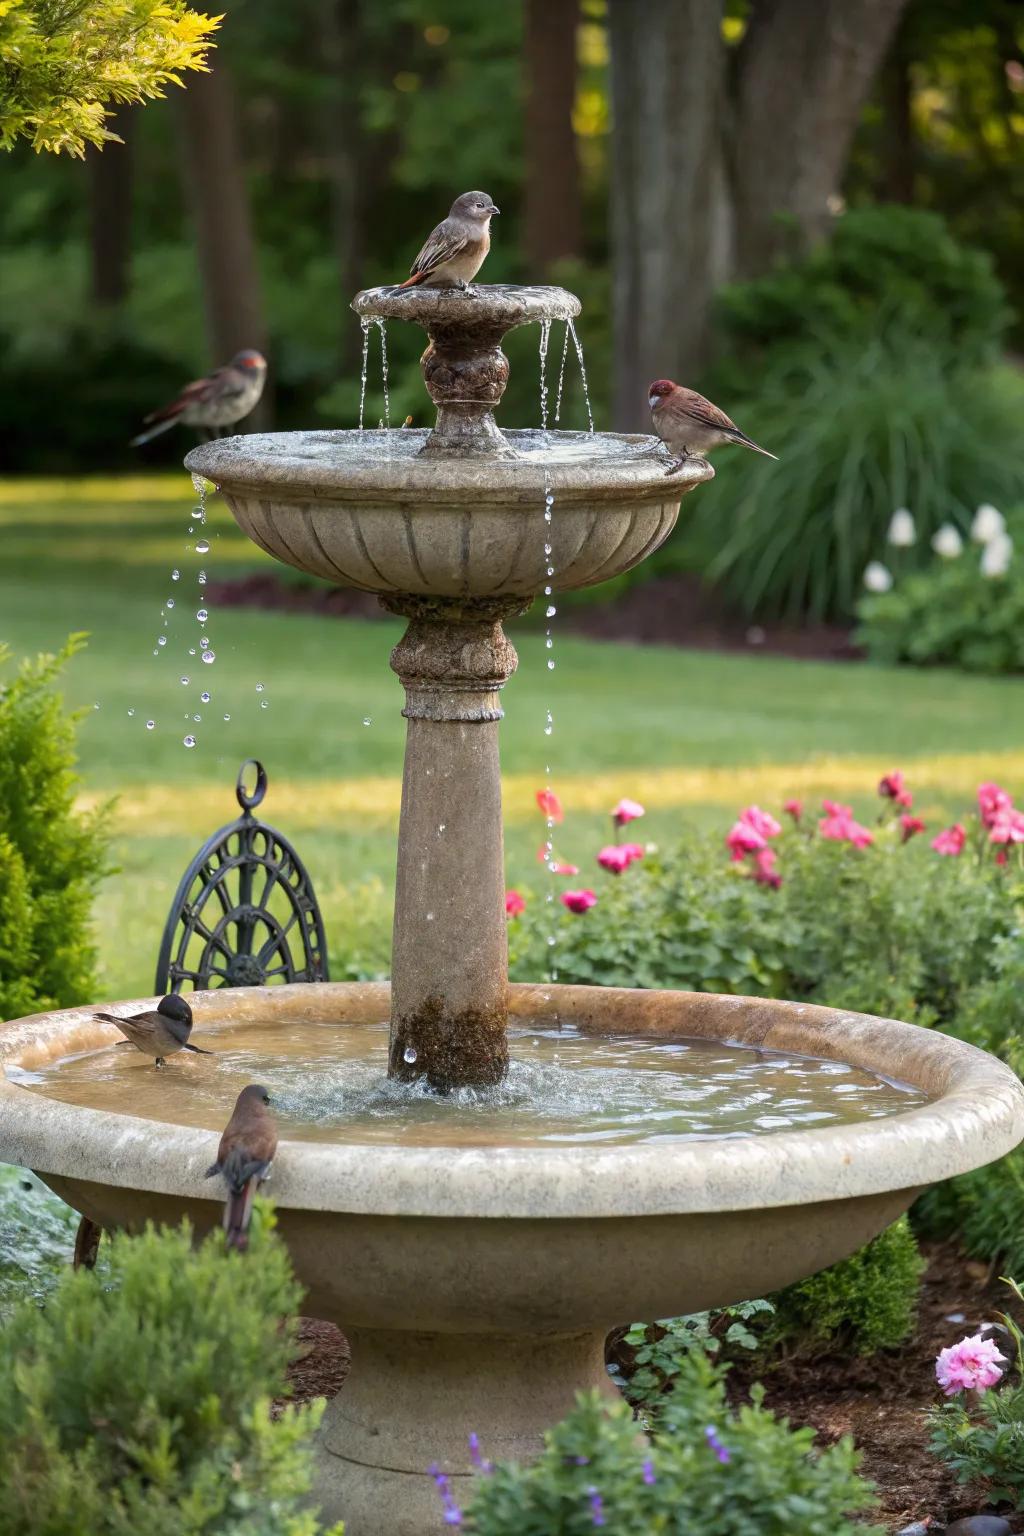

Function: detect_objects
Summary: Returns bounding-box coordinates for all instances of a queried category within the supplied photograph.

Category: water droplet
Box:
[546,605,556,618]
[543,542,552,557]
[146,720,155,731]
[403,1045,418,1065]
[171,569,180,581]
[547,659,555,670]
[426,911,435,921]
[127,708,135,717]
[545,637,553,650]
[201,650,215,664]
[180,676,190,686]
[183,734,196,748]
[256,682,265,693]
[196,539,210,554]
[188,647,196,656]
[197,570,207,586]
[547,935,557,947]
[165,598,175,610]
[92,702,100,710]
[362,716,372,726]
[545,492,554,508]
[196,608,208,624]
[223,713,231,722]
[193,713,201,722]
[193,504,206,523]
[200,691,210,703]
[544,723,553,736]
[544,585,552,596]
[546,565,555,578]
[438,823,446,834]
[260,699,268,709]
[152,648,159,656]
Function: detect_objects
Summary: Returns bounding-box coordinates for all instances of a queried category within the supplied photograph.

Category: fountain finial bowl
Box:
[352,282,581,330]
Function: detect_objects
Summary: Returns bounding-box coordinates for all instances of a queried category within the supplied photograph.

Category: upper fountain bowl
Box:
[353,281,581,330]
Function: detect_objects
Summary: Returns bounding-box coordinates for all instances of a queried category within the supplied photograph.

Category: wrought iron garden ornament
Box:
[154,758,328,993]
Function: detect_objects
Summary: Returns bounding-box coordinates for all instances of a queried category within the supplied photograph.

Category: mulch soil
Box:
[206,571,860,662]
[279,1242,1023,1532]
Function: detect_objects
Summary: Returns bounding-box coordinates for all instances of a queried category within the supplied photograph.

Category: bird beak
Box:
[490,205,500,216]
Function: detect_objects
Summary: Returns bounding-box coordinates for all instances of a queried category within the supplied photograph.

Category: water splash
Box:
[554,322,571,424]
[358,317,371,431]
[376,318,391,431]
[538,319,552,433]
[568,318,594,432]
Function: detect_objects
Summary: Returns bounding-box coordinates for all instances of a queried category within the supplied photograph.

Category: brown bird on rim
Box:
[130,350,267,446]
[94,994,212,1068]
[648,379,777,473]
[397,191,500,292]
[205,1085,278,1252]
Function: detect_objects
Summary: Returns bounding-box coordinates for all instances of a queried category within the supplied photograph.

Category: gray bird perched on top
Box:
[648,378,777,473]
[397,191,500,293]
[205,1085,278,1252]
[94,994,212,1068]
[130,349,267,446]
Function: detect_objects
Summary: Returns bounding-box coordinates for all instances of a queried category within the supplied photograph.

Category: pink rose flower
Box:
[878,771,906,801]
[726,820,766,861]
[819,812,874,847]
[536,788,564,824]
[935,1333,1006,1397]
[752,847,782,889]
[988,808,1024,846]
[900,814,926,844]
[822,799,853,819]
[504,890,525,918]
[978,781,1013,828]
[932,823,966,856]
[783,798,803,823]
[621,843,645,861]
[561,889,597,914]
[598,845,633,874]
[740,805,782,840]
[611,798,645,826]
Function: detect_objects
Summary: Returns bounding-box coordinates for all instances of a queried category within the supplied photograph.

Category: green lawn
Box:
[3,475,1024,999]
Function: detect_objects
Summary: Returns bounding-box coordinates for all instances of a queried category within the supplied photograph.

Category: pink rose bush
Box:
[504,890,525,919]
[935,1333,1006,1397]
[611,798,645,827]
[932,823,965,856]
[561,889,597,914]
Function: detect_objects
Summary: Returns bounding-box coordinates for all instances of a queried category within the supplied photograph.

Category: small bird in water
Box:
[648,378,777,473]
[397,191,500,293]
[205,1085,278,1252]
[94,994,212,1068]
[130,350,267,446]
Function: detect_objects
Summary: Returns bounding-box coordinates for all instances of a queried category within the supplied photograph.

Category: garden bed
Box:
[280,1242,1024,1532]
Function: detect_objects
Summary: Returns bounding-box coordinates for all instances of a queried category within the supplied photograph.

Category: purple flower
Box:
[642,1458,656,1485]
[428,1463,463,1527]
[705,1425,731,1464]
[468,1431,492,1475]
[587,1485,606,1526]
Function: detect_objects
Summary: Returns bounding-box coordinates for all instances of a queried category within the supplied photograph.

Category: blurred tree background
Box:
[2,0,1023,618]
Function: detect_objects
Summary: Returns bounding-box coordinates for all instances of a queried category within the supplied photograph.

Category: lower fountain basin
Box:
[2,982,1020,1536]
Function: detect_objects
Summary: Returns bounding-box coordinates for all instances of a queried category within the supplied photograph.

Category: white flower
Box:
[972,504,1006,544]
[981,532,1014,578]
[863,561,893,594]
[887,508,916,547]
[931,524,964,559]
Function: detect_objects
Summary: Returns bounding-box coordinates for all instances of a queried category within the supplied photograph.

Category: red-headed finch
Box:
[205,1084,278,1252]
[131,349,267,446]
[94,994,212,1068]
[649,379,777,472]
[397,191,499,292]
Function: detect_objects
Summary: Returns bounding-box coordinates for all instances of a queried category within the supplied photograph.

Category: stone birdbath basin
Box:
[2,280,1023,1536]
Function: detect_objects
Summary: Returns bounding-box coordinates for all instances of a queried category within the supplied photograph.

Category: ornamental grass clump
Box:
[460,1351,882,1535]
[0,1207,342,1536]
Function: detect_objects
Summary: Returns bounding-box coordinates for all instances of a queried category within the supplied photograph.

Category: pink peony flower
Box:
[822,799,853,819]
[536,788,564,824]
[726,820,766,861]
[740,805,782,840]
[783,798,803,823]
[752,847,782,889]
[988,808,1024,846]
[932,823,966,857]
[935,1333,1006,1397]
[978,781,1013,828]
[504,890,525,918]
[621,843,645,861]
[561,889,597,914]
[598,845,633,874]
[611,798,645,826]
[900,814,926,844]
[819,812,874,847]
[551,861,579,876]
[878,771,906,801]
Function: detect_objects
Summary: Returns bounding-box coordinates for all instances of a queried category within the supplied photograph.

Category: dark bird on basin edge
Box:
[94,994,212,1068]
[649,378,778,473]
[130,349,267,447]
[397,191,499,293]
[206,1085,278,1252]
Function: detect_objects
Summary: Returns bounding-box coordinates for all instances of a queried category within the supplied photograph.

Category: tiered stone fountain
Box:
[1,280,1022,1536]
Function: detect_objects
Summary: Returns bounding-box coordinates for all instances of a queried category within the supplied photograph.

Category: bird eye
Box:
[263,1094,270,1104]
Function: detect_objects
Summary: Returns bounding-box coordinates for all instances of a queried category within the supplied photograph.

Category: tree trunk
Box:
[608,0,725,429]
[87,106,133,307]
[731,0,909,277]
[320,0,366,367]
[179,62,270,421]
[523,0,582,275]
[878,12,914,203]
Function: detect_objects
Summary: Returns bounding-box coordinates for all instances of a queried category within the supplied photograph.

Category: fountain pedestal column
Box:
[384,595,524,1090]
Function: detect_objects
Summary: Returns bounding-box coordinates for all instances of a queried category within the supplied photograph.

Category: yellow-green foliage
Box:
[0,0,220,156]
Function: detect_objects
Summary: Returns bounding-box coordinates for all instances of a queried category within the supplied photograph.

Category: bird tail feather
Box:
[183,1042,213,1055]
[93,1012,123,1025]
[130,417,177,448]
[735,433,778,461]
[397,271,427,289]
[224,1175,258,1252]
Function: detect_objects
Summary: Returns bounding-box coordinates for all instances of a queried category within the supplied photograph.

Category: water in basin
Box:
[12,1018,928,1148]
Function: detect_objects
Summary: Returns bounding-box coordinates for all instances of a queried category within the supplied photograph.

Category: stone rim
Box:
[352,283,582,328]
[2,982,1021,1220]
